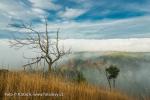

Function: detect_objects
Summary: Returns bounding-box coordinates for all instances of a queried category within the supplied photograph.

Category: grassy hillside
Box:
[0,72,130,100]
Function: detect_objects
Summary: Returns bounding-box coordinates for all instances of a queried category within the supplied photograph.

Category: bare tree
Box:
[9,18,70,72]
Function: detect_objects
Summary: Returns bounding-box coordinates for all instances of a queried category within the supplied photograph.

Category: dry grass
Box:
[0,72,132,100]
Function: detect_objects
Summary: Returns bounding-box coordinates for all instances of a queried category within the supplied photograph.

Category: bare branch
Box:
[23,56,44,67]
[10,18,70,72]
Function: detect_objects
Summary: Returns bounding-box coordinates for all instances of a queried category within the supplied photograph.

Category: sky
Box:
[1,0,150,68]
[0,0,150,39]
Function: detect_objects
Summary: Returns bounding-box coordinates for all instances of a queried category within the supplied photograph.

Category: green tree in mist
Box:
[105,65,120,91]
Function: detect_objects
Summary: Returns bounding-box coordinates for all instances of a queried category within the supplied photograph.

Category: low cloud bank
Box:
[60,38,150,52]
[1,38,150,52]
[0,38,150,68]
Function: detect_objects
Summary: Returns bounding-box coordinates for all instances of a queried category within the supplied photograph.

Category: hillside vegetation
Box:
[0,72,130,100]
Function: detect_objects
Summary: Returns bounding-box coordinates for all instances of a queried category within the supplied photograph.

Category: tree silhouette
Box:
[105,65,120,91]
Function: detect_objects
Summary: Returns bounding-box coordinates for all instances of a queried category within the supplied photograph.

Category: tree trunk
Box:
[48,63,52,73]
[113,79,115,88]
[108,79,111,91]
[105,71,111,91]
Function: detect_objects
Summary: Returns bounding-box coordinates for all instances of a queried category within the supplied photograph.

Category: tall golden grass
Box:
[0,72,132,100]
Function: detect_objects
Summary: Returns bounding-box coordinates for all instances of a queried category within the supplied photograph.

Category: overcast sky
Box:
[0,0,150,39]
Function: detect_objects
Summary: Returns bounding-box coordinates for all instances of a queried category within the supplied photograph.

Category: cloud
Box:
[70,0,150,20]
[0,0,61,34]
[60,38,150,52]
[12,15,150,39]
[0,13,11,30]
[1,38,150,69]
[0,0,150,39]
[58,7,87,20]
[1,38,150,52]
[29,0,61,10]
[0,0,46,20]
[121,0,150,13]
[0,0,49,31]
